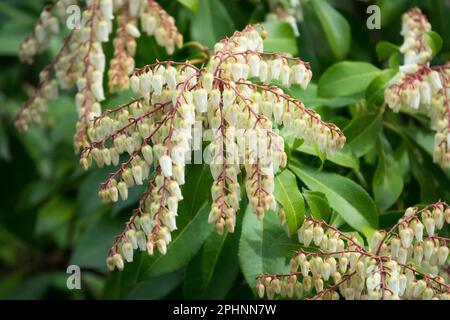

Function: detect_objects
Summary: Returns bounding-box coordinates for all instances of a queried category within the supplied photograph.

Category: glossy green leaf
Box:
[182,164,213,216]
[239,207,298,291]
[376,0,409,27]
[295,144,359,170]
[343,113,382,157]
[178,0,199,12]
[424,31,443,57]
[274,169,305,236]
[288,84,357,109]
[262,20,297,56]
[372,137,404,211]
[365,69,397,108]
[290,162,378,234]
[310,0,351,60]
[183,212,242,299]
[35,197,74,248]
[318,62,381,98]
[125,270,185,299]
[102,268,184,299]
[138,204,214,279]
[303,189,331,222]
[70,213,123,271]
[191,0,234,49]
[375,41,399,62]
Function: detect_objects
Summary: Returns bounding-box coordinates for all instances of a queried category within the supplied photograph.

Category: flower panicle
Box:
[19,0,76,64]
[15,0,183,154]
[82,25,346,271]
[257,201,450,300]
[384,8,450,168]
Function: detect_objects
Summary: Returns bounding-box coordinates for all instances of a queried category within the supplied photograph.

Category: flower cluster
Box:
[384,8,450,168]
[256,201,450,300]
[79,25,345,270]
[15,0,183,153]
[399,7,432,66]
[19,0,76,64]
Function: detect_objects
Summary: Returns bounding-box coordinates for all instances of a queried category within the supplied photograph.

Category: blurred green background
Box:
[0,0,449,299]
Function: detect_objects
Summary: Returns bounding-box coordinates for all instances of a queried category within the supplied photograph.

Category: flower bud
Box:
[314,277,324,293]
[339,256,348,273]
[313,226,324,246]
[413,280,426,298]
[294,282,303,299]
[106,256,116,271]
[302,276,312,292]
[159,155,173,177]
[136,230,147,251]
[249,55,260,77]
[300,260,310,276]
[156,238,167,255]
[390,237,401,258]
[413,244,424,264]
[121,241,134,262]
[400,228,413,248]
[414,221,424,242]
[256,282,265,298]
[126,23,141,38]
[438,246,449,265]
[321,261,331,281]
[424,217,435,235]
[259,61,268,82]
[117,181,128,200]
[132,165,143,185]
[270,59,282,80]
[193,89,208,113]
[428,71,443,92]
[113,253,124,270]
[370,230,384,252]
[130,75,141,93]
[151,74,163,95]
[142,145,153,165]
[125,229,138,249]
[302,229,313,247]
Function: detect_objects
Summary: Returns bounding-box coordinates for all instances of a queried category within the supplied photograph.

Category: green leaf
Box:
[385,121,450,202]
[182,164,213,216]
[5,273,55,299]
[0,123,11,161]
[0,2,34,23]
[70,213,122,271]
[191,0,234,49]
[289,162,379,235]
[183,213,242,299]
[388,52,401,69]
[295,144,359,170]
[343,113,382,157]
[138,204,214,279]
[376,0,409,27]
[372,137,404,211]
[424,31,443,57]
[274,169,305,236]
[262,20,297,56]
[102,269,184,299]
[365,69,397,108]
[125,270,185,299]
[318,61,381,98]
[178,0,199,12]
[35,197,74,248]
[287,84,357,109]
[303,189,331,222]
[310,0,351,60]
[375,41,399,62]
[239,206,298,291]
